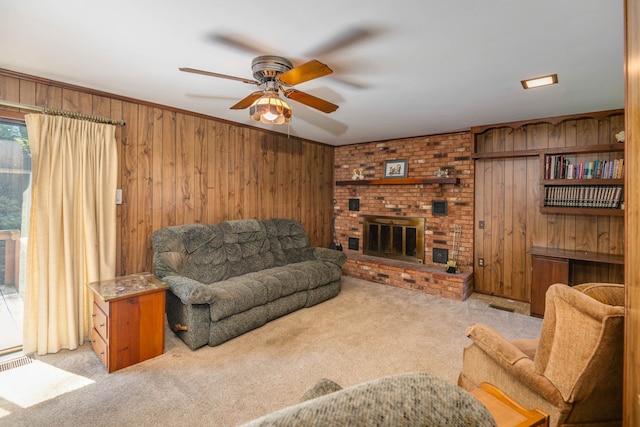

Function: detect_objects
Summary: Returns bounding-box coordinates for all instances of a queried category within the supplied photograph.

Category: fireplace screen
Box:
[362,215,425,264]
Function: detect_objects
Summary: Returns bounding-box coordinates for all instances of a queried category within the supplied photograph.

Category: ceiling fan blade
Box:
[230,91,263,110]
[304,26,379,57]
[279,60,333,86]
[283,89,338,114]
[208,33,270,55]
[179,67,259,85]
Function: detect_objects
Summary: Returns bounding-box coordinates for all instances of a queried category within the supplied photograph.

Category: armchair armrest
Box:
[162,275,217,304]
[466,323,567,408]
[312,247,347,267]
[467,323,530,366]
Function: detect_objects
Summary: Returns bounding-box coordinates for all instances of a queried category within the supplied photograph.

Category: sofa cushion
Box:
[208,260,343,321]
[290,260,343,289]
[263,218,311,265]
[171,223,225,253]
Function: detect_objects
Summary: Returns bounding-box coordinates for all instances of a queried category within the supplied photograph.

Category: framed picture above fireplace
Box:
[384,160,407,178]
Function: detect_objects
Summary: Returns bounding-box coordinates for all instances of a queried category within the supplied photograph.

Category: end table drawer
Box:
[92,301,109,340]
[91,328,108,368]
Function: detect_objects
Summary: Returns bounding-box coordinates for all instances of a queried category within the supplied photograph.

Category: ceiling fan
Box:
[180,55,339,125]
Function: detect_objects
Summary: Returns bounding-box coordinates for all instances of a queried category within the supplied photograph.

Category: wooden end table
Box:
[87,273,168,373]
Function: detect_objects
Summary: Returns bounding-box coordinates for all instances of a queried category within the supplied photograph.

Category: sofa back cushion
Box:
[262,218,311,265]
[152,218,311,284]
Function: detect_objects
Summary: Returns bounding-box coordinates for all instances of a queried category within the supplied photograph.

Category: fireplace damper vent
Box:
[362,215,425,264]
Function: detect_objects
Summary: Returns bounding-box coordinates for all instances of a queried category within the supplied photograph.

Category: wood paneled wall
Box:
[473,112,625,301]
[0,70,335,276]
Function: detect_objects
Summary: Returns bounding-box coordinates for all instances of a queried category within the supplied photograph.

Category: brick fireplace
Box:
[333,132,475,300]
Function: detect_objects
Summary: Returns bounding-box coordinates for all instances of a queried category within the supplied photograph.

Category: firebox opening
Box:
[362,215,425,264]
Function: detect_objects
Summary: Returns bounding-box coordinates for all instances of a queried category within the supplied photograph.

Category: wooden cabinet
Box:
[88,273,168,373]
[539,144,624,216]
[530,254,569,318]
[529,247,624,317]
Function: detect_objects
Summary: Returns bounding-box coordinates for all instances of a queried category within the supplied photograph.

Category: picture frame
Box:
[384,160,407,178]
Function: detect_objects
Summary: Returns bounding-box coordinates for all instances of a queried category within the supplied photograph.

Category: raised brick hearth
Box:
[343,253,474,300]
[334,132,475,300]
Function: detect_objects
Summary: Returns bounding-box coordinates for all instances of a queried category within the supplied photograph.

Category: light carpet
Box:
[0,276,542,427]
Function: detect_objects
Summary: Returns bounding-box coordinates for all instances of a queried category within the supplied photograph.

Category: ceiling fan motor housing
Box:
[251,55,293,82]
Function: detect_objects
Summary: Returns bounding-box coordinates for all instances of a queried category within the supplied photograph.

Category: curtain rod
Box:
[0,99,126,126]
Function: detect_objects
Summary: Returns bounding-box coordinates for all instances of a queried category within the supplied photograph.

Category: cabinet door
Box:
[531,256,569,317]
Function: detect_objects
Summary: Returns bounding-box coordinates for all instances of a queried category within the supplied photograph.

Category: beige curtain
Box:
[23,114,117,355]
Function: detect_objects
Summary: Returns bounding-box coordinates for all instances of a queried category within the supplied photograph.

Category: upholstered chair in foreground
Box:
[458,283,624,427]
[241,372,496,426]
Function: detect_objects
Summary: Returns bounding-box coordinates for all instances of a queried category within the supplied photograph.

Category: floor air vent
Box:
[0,355,33,372]
[488,303,515,313]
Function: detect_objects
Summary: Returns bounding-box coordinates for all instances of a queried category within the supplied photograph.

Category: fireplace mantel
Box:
[335,177,459,186]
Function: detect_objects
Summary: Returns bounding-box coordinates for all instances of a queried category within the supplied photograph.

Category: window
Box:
[0,117,29,355]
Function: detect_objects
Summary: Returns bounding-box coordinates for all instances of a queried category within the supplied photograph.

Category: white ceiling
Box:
[0,0,624,146]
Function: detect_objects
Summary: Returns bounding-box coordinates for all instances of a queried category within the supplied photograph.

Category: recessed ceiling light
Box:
[521,74,558,89]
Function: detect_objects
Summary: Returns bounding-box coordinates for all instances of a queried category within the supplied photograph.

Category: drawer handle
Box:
[99,323,105,327]
[173,323,188,331]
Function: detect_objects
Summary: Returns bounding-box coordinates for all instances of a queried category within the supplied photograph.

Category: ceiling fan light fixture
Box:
[249,91,292,124]
[521,74,558,89]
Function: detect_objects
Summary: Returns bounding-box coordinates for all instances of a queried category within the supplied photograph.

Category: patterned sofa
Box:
[151,218,346,350]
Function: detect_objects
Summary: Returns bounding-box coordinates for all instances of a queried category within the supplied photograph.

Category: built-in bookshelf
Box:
[540,144,625,216]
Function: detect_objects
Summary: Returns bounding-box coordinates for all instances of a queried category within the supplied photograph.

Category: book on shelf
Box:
[544,155,624,180]
[544,185,623,209]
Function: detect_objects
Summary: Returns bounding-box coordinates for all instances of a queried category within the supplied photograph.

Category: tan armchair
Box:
[458,283,624,427]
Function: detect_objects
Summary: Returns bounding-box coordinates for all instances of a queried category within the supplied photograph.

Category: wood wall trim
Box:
[470,149,543,160]
[0,108,26,121]
[624,0,639,424]
[470,109,625,136]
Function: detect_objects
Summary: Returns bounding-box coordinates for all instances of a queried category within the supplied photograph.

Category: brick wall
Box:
[334,131,475,300]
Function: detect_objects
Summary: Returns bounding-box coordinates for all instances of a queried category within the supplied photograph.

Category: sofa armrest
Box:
[163,275,217,304]
[466,323,566,407]
[312,247,347,267]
